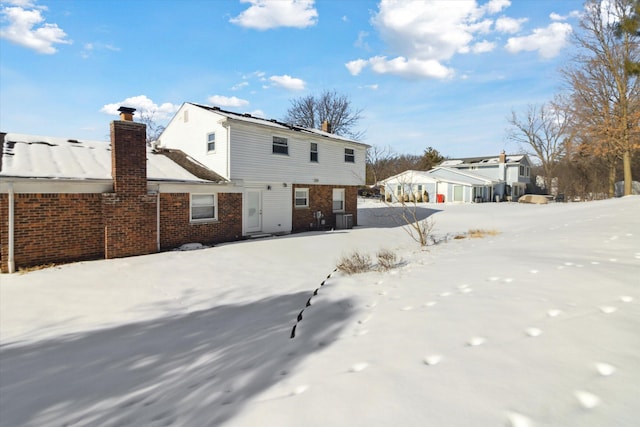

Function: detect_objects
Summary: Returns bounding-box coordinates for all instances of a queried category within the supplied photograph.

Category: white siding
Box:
[243,182,292,235]
[228,122,365,185]
[158,104,231,179]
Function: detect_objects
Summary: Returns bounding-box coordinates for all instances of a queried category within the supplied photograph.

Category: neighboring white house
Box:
[440,152,532,201]
[380,152,532,204]
[381,168,496,204]
[157,102,368,234]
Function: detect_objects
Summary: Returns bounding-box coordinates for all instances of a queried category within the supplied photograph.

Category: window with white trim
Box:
[191,194,217,221]
[310,142,318,162]
[207,133,215,152]
[295,188,309,208]
[333,188,345,212]
[345,148,355,163]
[273,136,289,155]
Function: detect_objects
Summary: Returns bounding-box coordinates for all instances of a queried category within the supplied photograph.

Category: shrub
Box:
[467,229,500,238]
[337,251,373,275]
[376,249,398,271]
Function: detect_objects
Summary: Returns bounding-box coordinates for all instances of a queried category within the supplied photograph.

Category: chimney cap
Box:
[118,106,136,115]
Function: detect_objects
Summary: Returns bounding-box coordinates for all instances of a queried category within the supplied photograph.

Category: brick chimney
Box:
[103,106,157,259]
[111,107,147,195]
[321,120,332,133]
[499,150,506,163]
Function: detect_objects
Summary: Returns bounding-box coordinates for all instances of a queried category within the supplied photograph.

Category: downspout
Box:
[226,123,231,179]
[155,185,161,252]
[7,182,15,273]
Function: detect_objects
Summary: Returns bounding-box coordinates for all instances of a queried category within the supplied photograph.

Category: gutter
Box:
[7,182,15,273]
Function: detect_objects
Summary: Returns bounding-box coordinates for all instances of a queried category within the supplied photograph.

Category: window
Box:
[207,133,215,152]
[295,188,309,208]
[191,194,216,221]
[519,165,530,177]
[273,136,288,155]
[345,148,355,163]
[333,188,345,212]
[310,143,318,162]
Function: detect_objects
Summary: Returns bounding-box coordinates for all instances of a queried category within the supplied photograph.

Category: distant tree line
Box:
[509,0,639,199]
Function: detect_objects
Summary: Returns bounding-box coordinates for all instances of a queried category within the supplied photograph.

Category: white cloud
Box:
[349,0,515,80]
[550,12,563,21]
[472,40,496,53]
[550,9,581,22]
[495,16,527,33]
[249,109,265,118]
[345,59,368,76]
[100,95,179,120]
[481,0,510,15]
[2,0,37,7]
[269,74,305,90]
[231,81,249,91]
[230,0,318,30]
[81,41,120,59]
[505,22,572,59]
[369,56,454,79]
[207,95,250,108]
[355,30,370,49]
[0,3,71,54]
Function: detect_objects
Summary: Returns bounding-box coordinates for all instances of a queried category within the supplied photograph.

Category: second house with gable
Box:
[158,103,368,235]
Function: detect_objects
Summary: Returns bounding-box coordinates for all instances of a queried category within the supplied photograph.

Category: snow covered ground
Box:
[1,197,639,427]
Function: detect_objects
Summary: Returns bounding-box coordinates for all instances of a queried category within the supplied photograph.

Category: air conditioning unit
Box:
[335,213,353,230]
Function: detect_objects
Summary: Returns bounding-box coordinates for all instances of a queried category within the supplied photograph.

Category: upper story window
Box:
[207,133,215,152]
[191,194,217,222]
[273,136,289,155]
[519,165,530,177]
[310,142,318,162]
[345,148,355,163]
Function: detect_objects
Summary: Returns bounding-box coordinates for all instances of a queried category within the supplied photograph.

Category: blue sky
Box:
[1,0,584,158]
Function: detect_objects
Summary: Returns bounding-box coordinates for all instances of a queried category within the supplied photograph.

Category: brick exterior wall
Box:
[159,192,242,250]
[0,116,244,273]
[0,193,105,271]
[102,119,158,259]
[292,184,358,232]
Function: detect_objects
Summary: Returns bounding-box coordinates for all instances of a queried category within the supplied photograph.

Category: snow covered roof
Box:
[188,103,368,146]
[379,170,439,185]
[427,167,497,185]
[0,132,227,183]
[442,154,527,166]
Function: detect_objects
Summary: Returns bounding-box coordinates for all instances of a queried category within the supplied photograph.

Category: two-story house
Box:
[380,152,532,203]
[156,103,368,235]
[439,151,532,201]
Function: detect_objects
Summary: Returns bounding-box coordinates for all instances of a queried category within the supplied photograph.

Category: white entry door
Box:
[246,190,262,233]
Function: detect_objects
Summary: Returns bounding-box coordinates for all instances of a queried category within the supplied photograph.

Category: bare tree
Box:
[564,0,640,196]
[366,144,395,185]
[283,90,364,140]
[137,110,166,146]
[507,101,570,193]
